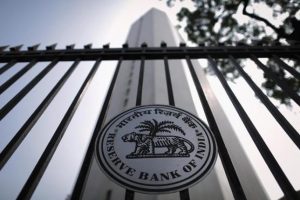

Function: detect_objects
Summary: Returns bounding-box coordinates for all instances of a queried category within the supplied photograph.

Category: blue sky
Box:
[0,0,187,48]
[0,0,119,47]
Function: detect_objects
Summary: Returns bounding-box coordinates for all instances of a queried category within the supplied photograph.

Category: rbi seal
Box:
[95,105,217,193]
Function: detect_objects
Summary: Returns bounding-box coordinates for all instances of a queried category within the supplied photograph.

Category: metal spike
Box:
[46,44,57,50]
[84,44,92,49]
[179,42,186,47]
[237,42,246,46]
[10,45,23,52]
[27,44,40,51]
[66,44,75,50]
[103,43,110,49]
[122,43,129,48]
[0,45,9,52]
[141,42,147,48]
[161,41,167,47]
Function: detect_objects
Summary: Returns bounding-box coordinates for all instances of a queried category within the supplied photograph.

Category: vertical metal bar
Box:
[164,57,175,106]
[207,56,298,200]
[0,60,37,94]
[105,190,112,200]
[0,60,17,75]
[0,59,79,169]
[136,57,145,106]
[125,189,135,200]
[179,189,190,200]
[250,55,300,106]
[16,59,99,200]
[164,57,190,200]
[124,58,146,200]
[229,56,300,149]
[185,56,247,200]
[71,58,123,200]
[125,57,145,200]
[0,60,58,120]
[272,55,300,80]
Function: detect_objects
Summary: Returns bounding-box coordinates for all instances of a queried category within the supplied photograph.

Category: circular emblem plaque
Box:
[95,105,217,193]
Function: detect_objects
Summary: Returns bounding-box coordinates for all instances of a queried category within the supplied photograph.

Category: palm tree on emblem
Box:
[121,119,195,158]
[135,119,185,137]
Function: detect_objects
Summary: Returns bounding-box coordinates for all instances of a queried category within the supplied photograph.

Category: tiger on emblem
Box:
[122,132,194,157]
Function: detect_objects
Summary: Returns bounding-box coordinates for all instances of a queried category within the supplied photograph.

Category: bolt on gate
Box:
[0,43,299,200]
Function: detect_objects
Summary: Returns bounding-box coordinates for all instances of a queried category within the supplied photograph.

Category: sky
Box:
[0,0,299,199]
[0,0,190,48]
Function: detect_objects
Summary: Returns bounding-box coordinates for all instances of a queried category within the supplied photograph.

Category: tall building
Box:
[5,6,298,200]
[81,8,268,200]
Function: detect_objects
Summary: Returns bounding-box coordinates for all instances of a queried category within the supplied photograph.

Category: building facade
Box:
[81,8,267,200]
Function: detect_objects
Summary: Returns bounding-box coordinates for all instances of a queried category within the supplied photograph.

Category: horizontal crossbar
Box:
[0,45,299,62]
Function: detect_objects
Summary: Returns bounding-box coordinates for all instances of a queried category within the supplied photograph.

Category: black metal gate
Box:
[0,43,299,200]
